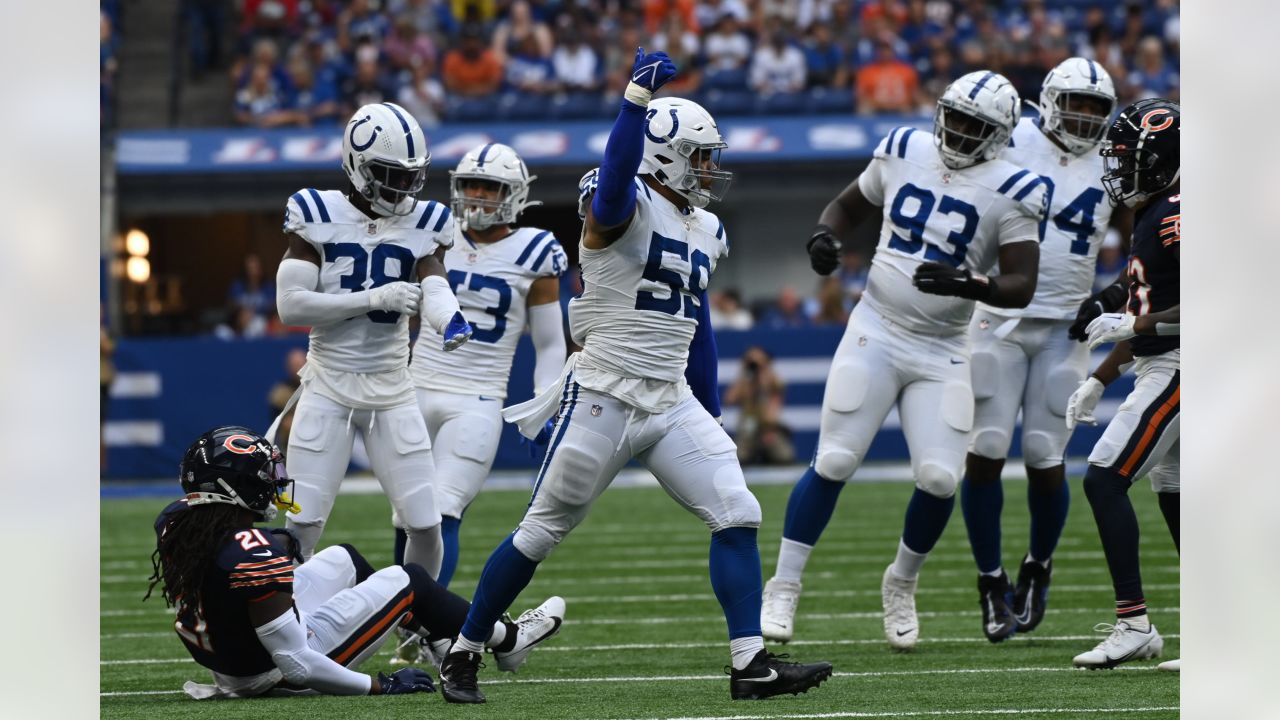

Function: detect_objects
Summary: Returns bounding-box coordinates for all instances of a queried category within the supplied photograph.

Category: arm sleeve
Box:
[276,258,372,326]
[685,290,722,419]
[528,301,567,393]
[254,609,374,696]
[1096,278,1129,312]
[591,99,648,227]
[420,274,462,335]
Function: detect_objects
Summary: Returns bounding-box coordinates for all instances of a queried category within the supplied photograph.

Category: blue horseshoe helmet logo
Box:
[644,108,680,144]
[349,115,382,151]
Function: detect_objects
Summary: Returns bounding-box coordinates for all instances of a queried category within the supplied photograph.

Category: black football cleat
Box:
[727,650,833,700]
[439,649,486,704]
[1012,556,1052,633]
[978,571,1017,643]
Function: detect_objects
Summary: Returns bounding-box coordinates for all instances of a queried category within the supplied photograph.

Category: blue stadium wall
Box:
[102,327,1132,481]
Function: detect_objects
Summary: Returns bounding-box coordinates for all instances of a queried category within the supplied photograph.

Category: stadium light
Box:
[126,256,151,284]
[125,228,150,257]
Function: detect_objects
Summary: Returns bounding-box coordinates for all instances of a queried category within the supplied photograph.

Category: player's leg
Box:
[293,544,377,617]
[1011,323,1088,632]
[960,314,1028,641]
[764,311,900,642]
[1073,358,1178,668]
[421,390,504,588]
[364,402,444,577]
[641,397,832,700]
[1150,439,1179,552]
[285,389,358,559]
[890,334,973,649]
[441,382,627,703]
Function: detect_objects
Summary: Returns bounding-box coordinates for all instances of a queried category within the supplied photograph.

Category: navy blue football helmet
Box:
[1100,98,1180,207]
[179,426,298,521]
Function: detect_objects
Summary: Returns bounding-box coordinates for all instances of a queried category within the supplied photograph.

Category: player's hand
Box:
[377,668,436,695]
[369,282,422,316]
[577,167,599,220]
[1085,312,1136,349]
[629,47,678,94]
[442,312,473,352]
[1068,296,1107,342]
[806,225,842,275]
[1065,377,1105,430]
[912,262,991,300]
[520,418,557,460]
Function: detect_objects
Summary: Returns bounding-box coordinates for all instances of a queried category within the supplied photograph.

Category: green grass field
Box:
[101,477,1179,719]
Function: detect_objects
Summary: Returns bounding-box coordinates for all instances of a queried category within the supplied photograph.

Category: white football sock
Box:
[730,636,766,671]
[890,538,928,580]
[979,567,1004,578]
[452,635,485,654]
[485,621,507,648]
[1124,614,1151,631]
[774,538,814,583]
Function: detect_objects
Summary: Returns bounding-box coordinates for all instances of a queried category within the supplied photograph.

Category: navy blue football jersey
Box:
[1126,189,1179,356]
[154,500,296,678]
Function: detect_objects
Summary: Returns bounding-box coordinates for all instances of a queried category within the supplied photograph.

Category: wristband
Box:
[1154,322,1180,336]
[623,81,653,107]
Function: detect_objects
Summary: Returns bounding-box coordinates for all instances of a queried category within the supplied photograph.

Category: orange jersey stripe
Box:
[230,576,294,589]
[1119,387,1180,478]
[235,557,292,570]
[230,566,295,579]
[332,592,414,665]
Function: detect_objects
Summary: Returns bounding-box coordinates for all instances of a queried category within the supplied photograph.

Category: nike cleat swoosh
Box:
[739,669,779,683]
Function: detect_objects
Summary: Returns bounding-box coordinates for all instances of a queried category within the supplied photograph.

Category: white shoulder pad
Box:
[284,189,335,237]
[408,200,455,251]
[993,165,1051,221]
[873,126,927,162]
[513,228,567,277]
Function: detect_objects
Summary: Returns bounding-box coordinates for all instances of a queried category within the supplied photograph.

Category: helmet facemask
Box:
[1043,89,1115,155]
[658,140,733,208]
[358,157,428,217]
[1100,142,1175,208]
[451,175,517,231]
[184,446,299,521]
[934,101,1008,169]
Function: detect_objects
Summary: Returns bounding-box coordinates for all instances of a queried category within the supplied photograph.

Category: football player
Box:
[958,58,1127,642]
[1066,99,1180,670]
[274,102,473,575]
[146,426,565,699]
[434,48,833,704]
[762,70,1047,651]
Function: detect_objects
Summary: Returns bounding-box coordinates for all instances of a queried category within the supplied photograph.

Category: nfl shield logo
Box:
[468,252,479,263]
[979,319,990,330]
[591,404,603,417]
[367,223,377,235]
[858,336,868,347]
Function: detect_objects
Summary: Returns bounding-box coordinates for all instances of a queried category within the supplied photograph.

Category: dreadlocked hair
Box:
[144,504,247,607]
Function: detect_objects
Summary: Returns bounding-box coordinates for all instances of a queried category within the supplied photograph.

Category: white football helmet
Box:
[934,71,1020,170]
[449,143,541,231]
[341,102,430,217]
[638,97,733,208]
[1035,57,1117,155]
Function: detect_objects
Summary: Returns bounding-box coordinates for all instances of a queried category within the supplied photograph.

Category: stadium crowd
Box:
[223,0,1180,127]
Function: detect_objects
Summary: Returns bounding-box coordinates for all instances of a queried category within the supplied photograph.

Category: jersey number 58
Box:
[635,232,711,318]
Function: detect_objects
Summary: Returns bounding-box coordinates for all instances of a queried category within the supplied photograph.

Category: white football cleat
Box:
[1157,658,1180,672]
[493,596,565,673]
[761,578,802,643]
[1072,621,1163,669]
[882,565,919,651]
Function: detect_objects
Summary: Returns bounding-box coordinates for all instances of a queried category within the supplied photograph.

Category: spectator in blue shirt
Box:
[760,286,812,330]
[1127,36,1179,101]
[802,23,846,89]
[234,63,302,127]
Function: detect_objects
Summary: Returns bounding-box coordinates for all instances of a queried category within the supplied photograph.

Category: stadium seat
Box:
[446,96,499,123]
[806,87,856,115]
[551,92,606,120]
[757,92,807,116]
[701,89,755,118]
[499,92,552,121]
[703,68,750,92]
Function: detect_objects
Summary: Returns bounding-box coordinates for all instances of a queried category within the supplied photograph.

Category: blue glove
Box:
[442,311,474,352]
[520,418,557,460]
[628,47,678,95]
[377,668,435,695]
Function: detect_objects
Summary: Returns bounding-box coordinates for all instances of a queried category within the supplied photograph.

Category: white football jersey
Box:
[986,117,1114,320]
[570,180,729,412]
[857,126,1048,335]
[284,191,454,375]
[410,226,567,399]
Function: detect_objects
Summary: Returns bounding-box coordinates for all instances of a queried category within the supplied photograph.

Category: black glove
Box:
[377,668,436,695]
[912,262,991,300]
[268,527,303,564]
[1067,297,1106,342]
[806,225,842,275]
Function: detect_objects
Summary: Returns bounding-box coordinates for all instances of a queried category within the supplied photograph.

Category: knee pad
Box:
[915,461,959,499]
[1149,466,1180,493]
[970,350,1000,401]
[512,523,559,563]
[814,448,859,482]
[709,467,762,531]
[1021,430,1063,470]
[969,427,1011,461]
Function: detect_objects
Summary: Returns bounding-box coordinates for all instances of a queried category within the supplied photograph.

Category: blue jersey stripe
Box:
[416,200,439,229]
[381,103,416,159]
[884,127,901,156]
[969,71,996,99]
[290,192,314,223]
[515,230,552,267]
[531,238,558,273]
[1013,176,1045,201]
[896,128,916,158]
[305,188,331,222]
[528,379,578,507]
[997,169,1030,194]
[432,205,451,232]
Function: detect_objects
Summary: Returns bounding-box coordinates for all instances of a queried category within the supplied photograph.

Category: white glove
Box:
[1085,312,1136,350]
[1065,377,1105,430]
[368,282,422,316]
